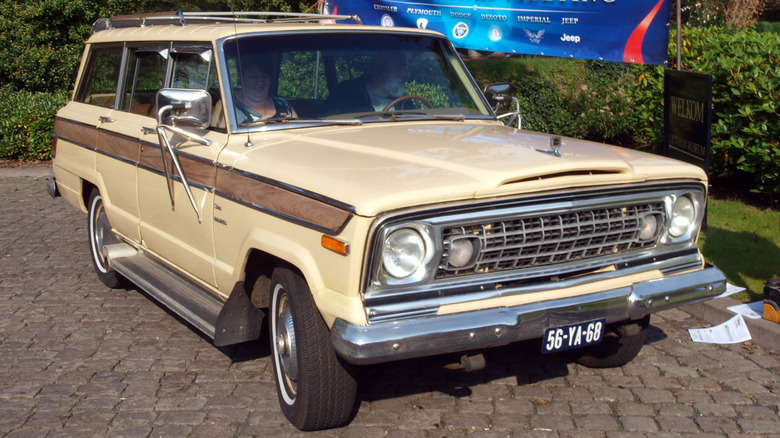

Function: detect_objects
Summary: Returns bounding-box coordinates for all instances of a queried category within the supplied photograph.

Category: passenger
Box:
[323,53,411,116]
[233,60,296,123]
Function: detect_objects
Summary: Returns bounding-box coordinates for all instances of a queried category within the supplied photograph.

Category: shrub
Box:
[0,87,70,161]
[628,27,780,197]
[466,57,635,146]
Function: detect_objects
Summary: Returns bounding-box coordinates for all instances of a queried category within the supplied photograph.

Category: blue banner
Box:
[326,0,671,65]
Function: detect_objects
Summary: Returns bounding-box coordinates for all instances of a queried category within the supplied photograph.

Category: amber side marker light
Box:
[322,235,350,255]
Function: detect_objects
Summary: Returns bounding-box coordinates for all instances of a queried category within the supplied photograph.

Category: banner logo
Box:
[417,18,429,29]
[381,14,394,27]
[524,29,545,44]
[452,22,469,39]
[489,26,503,42]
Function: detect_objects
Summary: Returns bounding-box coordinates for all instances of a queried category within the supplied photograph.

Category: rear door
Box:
[64,44,142,243]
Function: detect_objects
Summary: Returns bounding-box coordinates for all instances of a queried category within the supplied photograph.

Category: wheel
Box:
[382,94,433,111]
[570,316,650,368]
[269,267,357,430]
[87,189,126,288]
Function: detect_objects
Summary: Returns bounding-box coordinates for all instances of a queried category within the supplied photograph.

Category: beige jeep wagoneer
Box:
[51,11,727,430]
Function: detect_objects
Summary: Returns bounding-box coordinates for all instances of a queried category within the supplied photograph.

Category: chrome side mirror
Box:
[483,83,522,129]
[156,88,212,128]
[483,82,513,110]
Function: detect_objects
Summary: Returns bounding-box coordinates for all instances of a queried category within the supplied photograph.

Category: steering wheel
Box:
[382,95,433,112]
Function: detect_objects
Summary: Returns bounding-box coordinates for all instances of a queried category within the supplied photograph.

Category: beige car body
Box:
[51,12,726,430]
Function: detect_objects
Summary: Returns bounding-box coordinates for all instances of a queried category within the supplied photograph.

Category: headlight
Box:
[638,214,660,241]
[448,237,478,269]
[669,195,696,237]
[382,228,426,278]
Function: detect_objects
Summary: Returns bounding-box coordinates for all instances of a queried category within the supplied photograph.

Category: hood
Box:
[221,121,706,217]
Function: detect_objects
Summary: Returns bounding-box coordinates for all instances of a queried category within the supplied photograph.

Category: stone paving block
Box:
[110,410,157,427]
[619,415,659,432]
[612,401,654,417]
[106,425,154,438]
[657,415,700,433]
[632,387,676,404]
[155,396,209,411]
[590,386,634,402]
[441,411,490,430]
[710,390,757,405]
[695,416,740,434]
[529,414,574,431]
[573,414,621,431]
[494,397,534,416]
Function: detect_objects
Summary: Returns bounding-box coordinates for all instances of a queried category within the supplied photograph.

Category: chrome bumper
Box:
[331,265,727,365]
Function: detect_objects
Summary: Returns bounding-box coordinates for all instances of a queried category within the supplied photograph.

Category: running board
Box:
[104,243,223,339]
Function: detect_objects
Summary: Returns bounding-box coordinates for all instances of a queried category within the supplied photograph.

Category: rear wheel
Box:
[571,316,650,368]
[87,189,126,288]
[269,267,357,430]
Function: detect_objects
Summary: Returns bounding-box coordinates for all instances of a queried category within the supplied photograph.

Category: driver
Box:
[322,52,411,116]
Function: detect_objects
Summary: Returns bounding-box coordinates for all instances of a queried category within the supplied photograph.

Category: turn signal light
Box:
[322,235,349,255]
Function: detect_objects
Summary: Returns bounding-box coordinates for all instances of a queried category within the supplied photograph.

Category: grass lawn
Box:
[699,197,780,303]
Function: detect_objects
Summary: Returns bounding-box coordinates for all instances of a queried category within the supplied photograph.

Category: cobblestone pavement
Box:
[1,174,779,437]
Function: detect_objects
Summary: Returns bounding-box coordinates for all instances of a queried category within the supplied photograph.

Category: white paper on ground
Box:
[717,282,746,299]
[727,301,764,319]
[689,314,752,344]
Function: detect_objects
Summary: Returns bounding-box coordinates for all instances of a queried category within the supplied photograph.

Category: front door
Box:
[135,45,225,288]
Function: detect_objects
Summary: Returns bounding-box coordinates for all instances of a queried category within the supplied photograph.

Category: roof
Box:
[86,11,439,44]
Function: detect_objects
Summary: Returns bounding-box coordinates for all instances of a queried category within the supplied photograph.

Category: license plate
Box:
[542,318,606,354]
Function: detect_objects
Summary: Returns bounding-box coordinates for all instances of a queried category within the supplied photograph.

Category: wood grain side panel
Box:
[98,130,140,163]
[54,118,97,149]
[139,143,165,172]
[177,154,217,188]
[217,168,352,233]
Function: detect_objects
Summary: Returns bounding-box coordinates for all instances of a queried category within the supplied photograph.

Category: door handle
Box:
[99,116,115,123]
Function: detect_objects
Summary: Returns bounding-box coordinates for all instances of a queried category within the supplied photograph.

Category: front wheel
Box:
[270,267,357,430]
[87,189,126,288]
[570,315,650,368]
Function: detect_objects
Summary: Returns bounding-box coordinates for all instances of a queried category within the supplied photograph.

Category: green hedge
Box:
[467,57,636,146]
[0,87,69,161]
[629,27,780,197]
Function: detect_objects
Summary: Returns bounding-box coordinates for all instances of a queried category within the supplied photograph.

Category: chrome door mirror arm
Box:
[156,103,211,223]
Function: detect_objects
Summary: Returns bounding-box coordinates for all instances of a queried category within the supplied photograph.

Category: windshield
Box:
[221,31,491,129]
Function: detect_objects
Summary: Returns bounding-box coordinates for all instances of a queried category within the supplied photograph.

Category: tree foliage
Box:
[0,0,311,93]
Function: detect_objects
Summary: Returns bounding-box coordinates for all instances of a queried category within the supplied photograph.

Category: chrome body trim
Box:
[331,265,726,365]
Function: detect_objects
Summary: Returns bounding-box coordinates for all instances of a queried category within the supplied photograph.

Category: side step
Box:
[104,243,224,339]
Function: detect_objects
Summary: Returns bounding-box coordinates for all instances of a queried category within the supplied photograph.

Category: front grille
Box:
[437,202,665,278]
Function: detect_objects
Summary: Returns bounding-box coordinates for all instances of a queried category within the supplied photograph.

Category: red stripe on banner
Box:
[623,0,666,64]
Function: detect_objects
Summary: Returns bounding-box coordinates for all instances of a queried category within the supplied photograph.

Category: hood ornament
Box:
[537,136,563,158]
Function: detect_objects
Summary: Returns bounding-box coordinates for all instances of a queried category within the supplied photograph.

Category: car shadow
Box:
[218,320,669,406]
[136,289,670,406]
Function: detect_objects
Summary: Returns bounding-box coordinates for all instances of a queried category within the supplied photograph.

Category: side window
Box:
[75,47,123,108]
[119,47,169,117]
[172,49,213,90]
[171,47,222,128]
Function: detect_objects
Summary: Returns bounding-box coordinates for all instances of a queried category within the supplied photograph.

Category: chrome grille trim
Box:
[438,202,665,278]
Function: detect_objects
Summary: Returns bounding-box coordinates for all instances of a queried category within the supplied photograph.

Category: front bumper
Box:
[331,265,726,365]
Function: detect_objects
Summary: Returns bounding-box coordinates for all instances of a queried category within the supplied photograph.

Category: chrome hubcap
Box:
[273,290,298,399]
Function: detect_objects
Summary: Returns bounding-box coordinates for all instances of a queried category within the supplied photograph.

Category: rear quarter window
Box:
[75,47,123,108]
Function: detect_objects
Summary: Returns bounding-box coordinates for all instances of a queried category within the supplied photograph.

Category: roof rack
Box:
[91,11,362,34]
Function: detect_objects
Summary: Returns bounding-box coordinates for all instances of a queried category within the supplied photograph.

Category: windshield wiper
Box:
[352,111,466,122]
[239,117,363,128]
